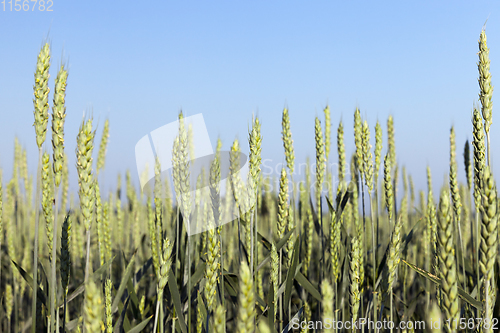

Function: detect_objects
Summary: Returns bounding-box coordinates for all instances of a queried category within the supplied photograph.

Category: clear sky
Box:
[0,1,499,200]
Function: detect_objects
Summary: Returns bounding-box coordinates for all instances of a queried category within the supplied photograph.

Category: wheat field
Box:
[0,29,498,333]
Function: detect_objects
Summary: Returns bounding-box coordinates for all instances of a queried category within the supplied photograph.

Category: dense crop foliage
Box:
[0,29,498,332]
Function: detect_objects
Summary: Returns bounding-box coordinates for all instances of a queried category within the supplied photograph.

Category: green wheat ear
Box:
[76,118,96,231]
[383,213,402,296]
[362,120,374,192]
[33,42,51,148]
[96,119,110,176]
[236,260,254,333]
[349,236,361,322]
[353,108,363,179]
[324,105,331,161]
[105,279,113,332]
[449,127,462,221]
[436,187,459,327]
[205,219,220,313]
[478,29,493,134]
[5,283,13,323]
[374,121,383,185]
[330,207,341,283]
[282,107,295,174]
[387,115,396,167]
[41,152,54,260]
[473,107,486,209]
[315,117,325,217]
[51,64,68,187]
[384,153,394,222]
[337,120,346,185]
[214,304,225,333]
[84,279,103,333]
[277,167,288,239]
[479,167,498,322]
[270,242,279,317]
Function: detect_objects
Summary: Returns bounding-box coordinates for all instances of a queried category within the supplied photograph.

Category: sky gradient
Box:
[1,1,499,199]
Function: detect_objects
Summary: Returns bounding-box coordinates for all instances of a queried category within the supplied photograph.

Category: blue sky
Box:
[0,1,499,200]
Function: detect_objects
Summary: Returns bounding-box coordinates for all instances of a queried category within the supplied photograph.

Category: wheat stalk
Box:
[76,118,95,284]
[31,43,51,333]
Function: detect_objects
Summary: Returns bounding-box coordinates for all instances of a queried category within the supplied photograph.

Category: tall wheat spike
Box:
[205,214,220,314]
[41,152,54,261]
[315,117,325,218]
[282,108,295,174]
[449,126,466,293]
[51,64,68,188]
[337,121,346,186]
[479,167,498,327]
[436,188,459,330]
[473,107,486,292]
[384,154,394,223]
[478,29,494,167]
[387,115,396,168]
[33,43,51,149]
[105,279,113,333]
[32,42,51,333]
[271,242,279,318]
[95,181,105,266]
[277,167,288,240]
[349,236,361,322]
[76,118,95,285]
[330,207,341,283]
